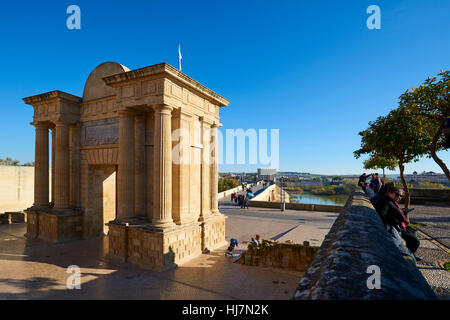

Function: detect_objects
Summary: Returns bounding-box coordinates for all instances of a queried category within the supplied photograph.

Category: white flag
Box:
[178,44,182,72]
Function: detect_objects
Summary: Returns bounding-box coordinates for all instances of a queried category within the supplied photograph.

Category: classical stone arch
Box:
[83,62,130,102]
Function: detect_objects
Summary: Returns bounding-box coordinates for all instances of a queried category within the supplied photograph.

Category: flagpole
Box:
[178,44,182,72]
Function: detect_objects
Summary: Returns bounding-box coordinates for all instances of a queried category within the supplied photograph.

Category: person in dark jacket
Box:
[358,173,368,187]
[370,182,394,207]
[371,173,383,193]
[374,185,421,259]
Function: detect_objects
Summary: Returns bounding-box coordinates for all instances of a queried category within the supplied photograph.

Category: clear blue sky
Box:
[0,0,449,175]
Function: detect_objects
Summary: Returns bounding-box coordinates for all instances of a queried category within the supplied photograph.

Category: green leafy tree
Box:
[354,108,433,209]
[0,157,20,166]
[363,153,397,178]
[218,178,239,193]
[399,70,450,181]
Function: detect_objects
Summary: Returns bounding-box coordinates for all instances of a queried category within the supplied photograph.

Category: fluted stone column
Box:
[33,122,49,207]
[199,120,212,222]
[210,123,220,215]
[152,105,175,229]
[70,124,81,207]
[135,114,146,218]
[51,127,55,206]
[118,110,135,220]
[54,121,70,209]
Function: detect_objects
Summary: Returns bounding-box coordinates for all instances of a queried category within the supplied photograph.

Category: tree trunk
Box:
[430,121,450,181]
[399,161,410,210]
[382,167,386,179]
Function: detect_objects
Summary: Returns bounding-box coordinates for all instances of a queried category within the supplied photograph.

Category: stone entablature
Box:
[23,61,229,270]
[24,90,82,125]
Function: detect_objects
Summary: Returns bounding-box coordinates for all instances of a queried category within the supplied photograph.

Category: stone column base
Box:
[200,214,227,251]
[107,221,203,272]
[24,207,83,243]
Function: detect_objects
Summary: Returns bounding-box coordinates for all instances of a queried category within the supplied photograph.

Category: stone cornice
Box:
[23,90,82,106]
[102,62,230,107]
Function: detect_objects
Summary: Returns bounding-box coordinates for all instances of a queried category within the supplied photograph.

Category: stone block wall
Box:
[201,214,227,251]
[108,222,204,271]
[25,210,82,243]
[293,190,437,300]
[0,165,50,213]
[405,188,450,205]
[0,212,25,224]
[238,240,319,272]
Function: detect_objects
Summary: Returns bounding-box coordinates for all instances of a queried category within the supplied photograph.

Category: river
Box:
[288,192,349,206]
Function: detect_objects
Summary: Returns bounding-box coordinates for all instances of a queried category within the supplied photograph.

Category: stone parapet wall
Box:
[238,240,319,272]
[218,180,263,200]
[293,190,437,299]
[250,184,290,202]
[0,212,26,224]
[248,200,343,212]
[406,188,450,205]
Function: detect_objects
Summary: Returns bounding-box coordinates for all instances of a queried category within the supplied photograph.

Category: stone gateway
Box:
[23,62,229,271]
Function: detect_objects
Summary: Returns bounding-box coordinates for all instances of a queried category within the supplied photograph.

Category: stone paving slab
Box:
[0,217,310,300]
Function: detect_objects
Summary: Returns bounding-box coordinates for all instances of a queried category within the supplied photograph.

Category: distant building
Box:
[258,168,277,182]
[404,171,448,184]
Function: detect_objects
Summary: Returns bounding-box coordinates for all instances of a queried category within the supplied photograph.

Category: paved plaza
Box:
[0,204,338,300]
[1,193,448,299]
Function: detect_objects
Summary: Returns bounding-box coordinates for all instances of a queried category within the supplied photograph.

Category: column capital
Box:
[172,107,194,120]
[69,122,81,128]
[31,121,50,129]
[54,120,71,127]
[201,117,214,127]
[118,109,136,116]
[134,113,145,123]
[211,122,222,129]
[152,104,173,114]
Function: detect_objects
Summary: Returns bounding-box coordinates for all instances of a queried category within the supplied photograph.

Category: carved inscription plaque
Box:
[81,118,119,146]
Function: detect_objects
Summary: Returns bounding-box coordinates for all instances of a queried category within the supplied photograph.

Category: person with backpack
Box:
[225,238,238,256]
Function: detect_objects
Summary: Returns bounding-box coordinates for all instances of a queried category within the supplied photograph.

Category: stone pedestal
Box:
[25,209,82,243]
[107,222,202,272]
[200,213,227,251]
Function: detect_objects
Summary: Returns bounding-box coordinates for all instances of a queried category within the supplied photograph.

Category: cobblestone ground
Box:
[410,204,450,248]
[409,205,450,299]
[415,232,450,299]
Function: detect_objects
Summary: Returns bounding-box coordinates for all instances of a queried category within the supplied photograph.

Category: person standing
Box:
[358,173,367,187]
